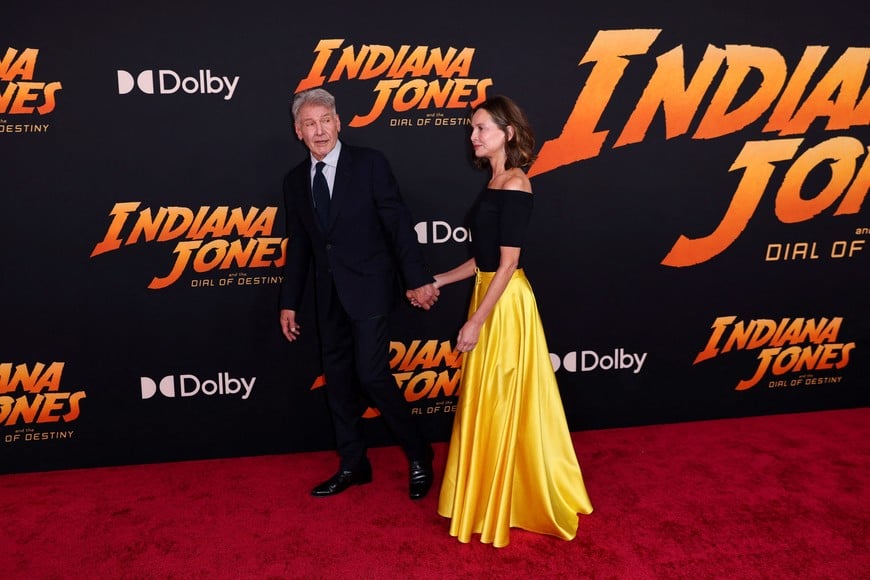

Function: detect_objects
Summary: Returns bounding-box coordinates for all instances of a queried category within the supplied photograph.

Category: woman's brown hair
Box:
[471,95,537,170]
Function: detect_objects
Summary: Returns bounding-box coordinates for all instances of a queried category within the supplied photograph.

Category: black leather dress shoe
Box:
[408,459,434,500]
[311,467,373,497]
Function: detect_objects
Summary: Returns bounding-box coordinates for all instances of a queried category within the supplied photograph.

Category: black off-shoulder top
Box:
[468,188,533,272]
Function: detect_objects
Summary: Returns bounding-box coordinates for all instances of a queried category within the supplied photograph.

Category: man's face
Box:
[294,103,341,160]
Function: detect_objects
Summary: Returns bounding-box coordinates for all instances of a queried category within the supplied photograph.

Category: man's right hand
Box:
[280,309,301,342]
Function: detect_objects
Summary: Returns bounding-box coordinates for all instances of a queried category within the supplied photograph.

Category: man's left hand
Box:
[407,283,439,310]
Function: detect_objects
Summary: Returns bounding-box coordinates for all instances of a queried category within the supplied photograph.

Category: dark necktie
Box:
[312,161,330,228]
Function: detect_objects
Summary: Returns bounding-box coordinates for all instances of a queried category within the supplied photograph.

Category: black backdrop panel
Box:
[2,0,867,473]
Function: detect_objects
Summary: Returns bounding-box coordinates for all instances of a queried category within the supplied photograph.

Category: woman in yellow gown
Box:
[427,96,593,548]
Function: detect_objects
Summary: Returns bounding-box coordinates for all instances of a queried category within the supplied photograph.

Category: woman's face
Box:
[470,108,507,160]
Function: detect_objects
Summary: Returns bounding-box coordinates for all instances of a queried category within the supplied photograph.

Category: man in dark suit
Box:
[280,88,438,500]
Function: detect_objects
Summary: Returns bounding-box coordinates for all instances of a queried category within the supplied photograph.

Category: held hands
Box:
[404,278,480,351]
[406,282,439,310]
[280,309,302,342]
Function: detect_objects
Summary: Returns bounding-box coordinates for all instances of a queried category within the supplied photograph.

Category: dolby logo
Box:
[117,69,239,100]
[549,349,648,375]
[414,220,471,244]
[140,372,255,400]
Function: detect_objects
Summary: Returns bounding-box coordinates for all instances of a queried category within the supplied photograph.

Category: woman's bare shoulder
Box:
[501,169,532,193]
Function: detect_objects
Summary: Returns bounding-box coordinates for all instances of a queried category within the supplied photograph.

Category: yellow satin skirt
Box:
[438,269,593,548]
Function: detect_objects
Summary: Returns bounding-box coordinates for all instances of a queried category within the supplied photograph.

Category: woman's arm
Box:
[455,246,519,352]
[433,258,477,290]
[406,257,477,307]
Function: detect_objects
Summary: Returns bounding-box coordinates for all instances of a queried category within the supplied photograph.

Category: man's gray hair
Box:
[292,88,336,122]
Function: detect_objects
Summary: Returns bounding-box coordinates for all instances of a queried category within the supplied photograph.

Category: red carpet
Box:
[4,408,868,579]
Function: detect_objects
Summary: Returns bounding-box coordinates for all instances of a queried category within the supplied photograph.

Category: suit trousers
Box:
[318,277,430,471]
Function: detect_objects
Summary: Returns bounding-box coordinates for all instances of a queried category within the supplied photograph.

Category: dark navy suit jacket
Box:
[280,143,430,320]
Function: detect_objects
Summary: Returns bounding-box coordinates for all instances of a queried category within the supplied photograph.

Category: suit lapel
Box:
[328,146,352,230]
[294,161,323,235]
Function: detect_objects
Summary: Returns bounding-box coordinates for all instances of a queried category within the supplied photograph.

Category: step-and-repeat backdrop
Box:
[3,1,867,473]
